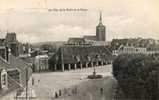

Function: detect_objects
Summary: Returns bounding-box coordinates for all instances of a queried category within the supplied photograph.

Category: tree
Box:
[113,54,159,100]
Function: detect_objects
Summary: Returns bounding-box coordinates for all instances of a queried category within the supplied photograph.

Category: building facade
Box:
[5,32,20,57]
[33,55,49,72]
[113,45,147,56]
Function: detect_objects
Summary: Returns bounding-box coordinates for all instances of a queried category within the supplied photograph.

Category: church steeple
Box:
[96,11,106,41]
[99,11,102,24]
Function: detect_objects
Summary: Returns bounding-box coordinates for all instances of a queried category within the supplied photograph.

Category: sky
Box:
[0,0,158,43]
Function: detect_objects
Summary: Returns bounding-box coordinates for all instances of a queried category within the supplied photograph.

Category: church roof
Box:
[68,37,85,42]
[83,35,96,41]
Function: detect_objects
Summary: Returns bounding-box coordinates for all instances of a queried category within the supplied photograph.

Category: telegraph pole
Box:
[26,68,28,100]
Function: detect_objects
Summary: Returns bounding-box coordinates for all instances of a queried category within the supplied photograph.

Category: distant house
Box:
[33,55,49,72]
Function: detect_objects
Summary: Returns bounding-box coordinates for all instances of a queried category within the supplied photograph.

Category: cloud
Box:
[0,0,158,43]
[17,24,94,43]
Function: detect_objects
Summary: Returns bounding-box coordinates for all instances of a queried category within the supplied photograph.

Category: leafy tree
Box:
[113,54,159,100]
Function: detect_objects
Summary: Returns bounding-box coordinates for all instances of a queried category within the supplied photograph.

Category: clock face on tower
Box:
[97,26,105,30]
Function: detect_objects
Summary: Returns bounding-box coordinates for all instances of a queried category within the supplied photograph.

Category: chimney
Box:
[6,47,11,63]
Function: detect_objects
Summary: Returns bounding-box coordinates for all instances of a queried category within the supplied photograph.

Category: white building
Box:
[33,55,49,72]
[113,45,147,56]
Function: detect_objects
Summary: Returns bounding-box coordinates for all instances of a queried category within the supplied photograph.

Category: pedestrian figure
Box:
[64,88,67,95]
[100,88,104,95]
[38,79,40,83]
[71,88,73,95]
[32,77,34,86]
[88,92,93,100]
[68,88,71,96]
[75,87,77,95]
[55,92,58,98]
[59,89,62,96]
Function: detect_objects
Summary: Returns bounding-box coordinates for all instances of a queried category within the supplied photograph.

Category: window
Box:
[2,74,6,86]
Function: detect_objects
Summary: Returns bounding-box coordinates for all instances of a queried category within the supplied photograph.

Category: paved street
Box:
[31,65,113,100]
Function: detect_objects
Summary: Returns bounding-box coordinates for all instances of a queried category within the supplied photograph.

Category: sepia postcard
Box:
[0,0,158,100]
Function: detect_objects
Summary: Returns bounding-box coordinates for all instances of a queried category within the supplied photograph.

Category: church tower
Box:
[96,12,106,41]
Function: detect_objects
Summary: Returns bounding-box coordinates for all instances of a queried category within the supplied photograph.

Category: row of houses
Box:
[31,42,159,72]
[112,45,159,56]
